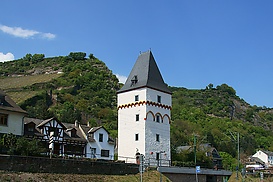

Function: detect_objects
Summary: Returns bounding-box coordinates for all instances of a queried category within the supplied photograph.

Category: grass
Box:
[0,170,171,182]
[228,172,273,182]
[0,74,61,90]
[6,91,40,104]
[0,74,61,103]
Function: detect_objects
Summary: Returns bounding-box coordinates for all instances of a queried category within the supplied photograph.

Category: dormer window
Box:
[67,128,77,137]
[71,130,76,137]
[131,75,138,86]
[28,123,35,132]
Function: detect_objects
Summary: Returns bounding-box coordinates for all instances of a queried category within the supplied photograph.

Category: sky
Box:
[1,1,273,108]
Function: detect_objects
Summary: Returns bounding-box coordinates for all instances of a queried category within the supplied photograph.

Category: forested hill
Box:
[1,52,273,158]
[170,85,273,157]
[0,52,120,137]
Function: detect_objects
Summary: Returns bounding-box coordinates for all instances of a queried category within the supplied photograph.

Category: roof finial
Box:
[139,51,142,54]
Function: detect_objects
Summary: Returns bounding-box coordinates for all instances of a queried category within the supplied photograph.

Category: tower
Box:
[117,51,172,165]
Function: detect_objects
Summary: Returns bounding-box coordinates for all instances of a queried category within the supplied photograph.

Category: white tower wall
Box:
[118,87,171,165]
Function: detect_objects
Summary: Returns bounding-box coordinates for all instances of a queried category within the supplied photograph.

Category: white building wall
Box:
[90,128,114,160]
[118,88,146,105]
[145,119,171,162]
[145,88,171,166]
[118,89,146,163]
[146,88,172,106]
[253,150,268,165]
[0,111,24,136]
[118,88,171,165]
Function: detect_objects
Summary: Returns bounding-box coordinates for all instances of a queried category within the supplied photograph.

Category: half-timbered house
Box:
[24,117,86,156]
[24,117,115,159]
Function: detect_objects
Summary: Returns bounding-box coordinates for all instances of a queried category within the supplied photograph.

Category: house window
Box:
[71,129,76,137]
[157,95,161,103]
[28,126,34,132]
[135,95,139,102]
[156,115,160,123]
[136,114,139,121]
[48,127,58,137]
[101,149,110,157]
[99,133,103,142]
[0,113,8,126]
[135,134,139,141]
[156,134,160,142]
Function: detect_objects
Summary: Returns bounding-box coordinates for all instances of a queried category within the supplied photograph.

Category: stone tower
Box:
[117,51,172,165]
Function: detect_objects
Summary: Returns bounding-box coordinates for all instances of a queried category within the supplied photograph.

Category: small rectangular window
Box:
[136,114,139,121]
[157,95,161,103]
[28,126,34,132]
[156,134,160,142]
[135,95,139,102]
[101,149,109,157]
[135,134,139,141]
[0,113,8,126]
[99,133,103,142]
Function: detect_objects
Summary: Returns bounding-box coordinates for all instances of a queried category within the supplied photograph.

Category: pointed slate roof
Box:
[117,51,171,94]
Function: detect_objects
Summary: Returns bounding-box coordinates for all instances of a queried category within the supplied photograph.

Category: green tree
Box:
[68,52,86,60]
[1,133,17,154]
[31,54,45,63]
[216,84,236,96]
[23,53,32,61]
[15,137,46,156]
[219,152,237,171]
[88,53,95,60]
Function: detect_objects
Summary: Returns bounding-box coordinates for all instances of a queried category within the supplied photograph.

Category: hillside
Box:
[1,52,273,166]
[170,85,273,159]
[0,52,120,137]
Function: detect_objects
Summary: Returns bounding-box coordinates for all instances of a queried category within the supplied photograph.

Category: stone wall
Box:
[0,154,139,175]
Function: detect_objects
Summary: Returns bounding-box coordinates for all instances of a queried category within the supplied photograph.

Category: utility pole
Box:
[228,131,240,180]
[194,134,198,182]
[237,132,240,180]
[194,134,197,166]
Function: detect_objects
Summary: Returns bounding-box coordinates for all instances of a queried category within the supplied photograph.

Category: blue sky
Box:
[1,1,273,108]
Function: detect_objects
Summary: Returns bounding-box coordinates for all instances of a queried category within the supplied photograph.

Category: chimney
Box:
[75,120,79,128]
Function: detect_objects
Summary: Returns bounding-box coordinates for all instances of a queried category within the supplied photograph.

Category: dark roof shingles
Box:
[118,51,171,94]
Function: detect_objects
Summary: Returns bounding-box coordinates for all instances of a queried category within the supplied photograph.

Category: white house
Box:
[117,51,172,166]
[80,125,115,160]
[0,90,27,136]
[252,150,273,167]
